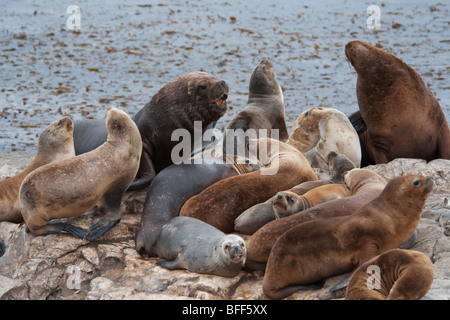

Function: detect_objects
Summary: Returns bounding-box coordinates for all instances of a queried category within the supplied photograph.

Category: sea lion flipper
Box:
[156,258,181,270]
[34,223,87,240]
[399,229,418,249]
[329,272,352,292]
[87,217,120,241]
[0,239,5,257]
[348,110,367,134]
[128,150,155,190]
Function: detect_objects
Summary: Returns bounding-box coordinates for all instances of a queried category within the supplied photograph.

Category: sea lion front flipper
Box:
[128,149,155,190]
[0,239,6,257]
[86,191,123,240]
[349,110,367,135]
[399,229,418,249]
[33,223,87,240]
[329,272,352,292]
[87,218,120,241]
[156,258,182,270]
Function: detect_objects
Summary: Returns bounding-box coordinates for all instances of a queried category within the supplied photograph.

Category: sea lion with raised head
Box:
[20,107,142,240]
[263,174,434,299]
[74,71,229,189]
[0,117,75,224]
[223,59,288,157]
[346,40,450,166]
[155,216,246,277]
[245,168,388,267]
[345,249,434,300]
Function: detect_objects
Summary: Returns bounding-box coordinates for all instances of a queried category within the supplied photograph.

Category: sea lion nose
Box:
[276,194,283,199]
[214,80,229,96]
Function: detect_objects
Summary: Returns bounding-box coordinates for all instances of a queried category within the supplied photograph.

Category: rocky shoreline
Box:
[0,151,449,300]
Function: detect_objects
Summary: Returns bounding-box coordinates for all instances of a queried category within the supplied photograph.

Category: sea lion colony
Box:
[0,41,448,300]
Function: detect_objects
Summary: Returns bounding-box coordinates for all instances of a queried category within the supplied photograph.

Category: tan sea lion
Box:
[345,249,434,300]
[287,107,361,169]
[245,168,388,267]
[273,183,351,219]
[234,151,356,234]
[223,59,288,157]
[180,138,318,233]
[263,174,434,299]
[155,216,246,277]
[346,40,450,166]
[20,107,142,240]
[0,117,75,223]
[74,71,229,189]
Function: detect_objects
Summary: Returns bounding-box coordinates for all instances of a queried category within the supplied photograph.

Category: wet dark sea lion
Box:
[223,59,288,156]
[74,71,229,188]
[262,174,434,299]
[346,40,450,166]
[20,107,142,240]
[155,216,246,277]
[345,249,434,300]
[135,155,261,257]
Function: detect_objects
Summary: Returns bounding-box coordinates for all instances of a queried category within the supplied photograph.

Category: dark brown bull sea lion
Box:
[20,107,142,240]
[74,71,229,189]
[346,40,450,166]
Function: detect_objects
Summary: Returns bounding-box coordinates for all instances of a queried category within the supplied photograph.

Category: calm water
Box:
[1,0,449,154]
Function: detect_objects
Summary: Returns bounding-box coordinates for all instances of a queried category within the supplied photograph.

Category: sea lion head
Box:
[287,108,321,153]
[273,191,302,219]
[345,41,408,80]
[223,154,263,174]
[37,116,74,160]
[105,106,137,138]
[164,71,229,123]
[219,234,246,264]
[249,59,282,96]
[327,151,356,183]
[383,174,435,206]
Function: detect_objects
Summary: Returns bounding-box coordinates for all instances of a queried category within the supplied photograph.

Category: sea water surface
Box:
[0,0,449,153]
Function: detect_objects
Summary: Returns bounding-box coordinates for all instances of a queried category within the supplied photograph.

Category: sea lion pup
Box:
[262,174,434,299]
[74,71,229,189]
[245,168,387,267]
[0,117,75,223]
[223,59,288,157]
[273,183,351,219]
[135,154,262,257]
[180,138,318,233]
[345,249,434,300]
[287,107,361,169]
[20,107,142,240]
[155,216,246,277]
[346,40,450,166]
[234,151,355,234]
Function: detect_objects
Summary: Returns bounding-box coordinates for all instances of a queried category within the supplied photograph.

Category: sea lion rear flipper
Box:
[87,216,120,241]
[349,111,367,134]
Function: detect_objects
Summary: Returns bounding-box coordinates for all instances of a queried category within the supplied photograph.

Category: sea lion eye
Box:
[224,244,230,250]
[304,112,309,117]
[413,179,421,187]
[198,84,208,90]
